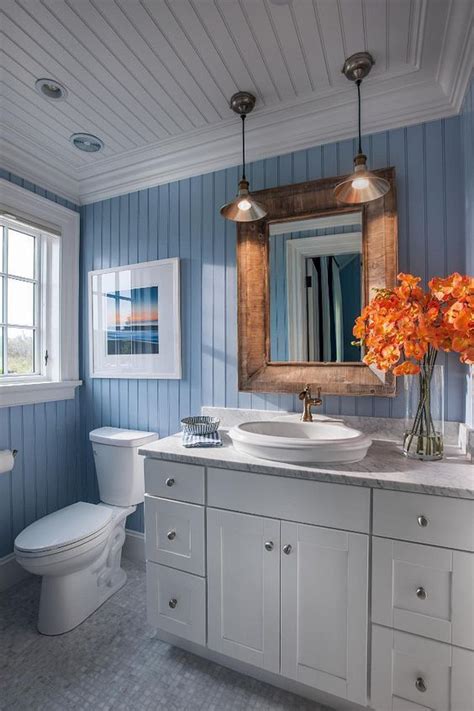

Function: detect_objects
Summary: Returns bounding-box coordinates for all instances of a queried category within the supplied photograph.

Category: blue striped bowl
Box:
[181,416,220,435]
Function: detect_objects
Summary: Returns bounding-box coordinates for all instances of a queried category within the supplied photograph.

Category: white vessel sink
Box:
[228,416,372,464]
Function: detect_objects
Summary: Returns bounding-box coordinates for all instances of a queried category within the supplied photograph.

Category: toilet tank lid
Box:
[89,427,158,447]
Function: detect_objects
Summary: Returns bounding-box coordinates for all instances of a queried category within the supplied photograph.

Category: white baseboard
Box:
[0,553,31,593]
[123,529,145,564]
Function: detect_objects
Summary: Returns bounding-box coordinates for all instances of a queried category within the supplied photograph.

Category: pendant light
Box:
[220,92,267,222]
[334,52,390,204]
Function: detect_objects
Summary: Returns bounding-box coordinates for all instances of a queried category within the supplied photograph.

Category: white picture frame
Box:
[88,258,181,379]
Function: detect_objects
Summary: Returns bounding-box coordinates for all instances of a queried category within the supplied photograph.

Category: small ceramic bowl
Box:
[181,416,220,435]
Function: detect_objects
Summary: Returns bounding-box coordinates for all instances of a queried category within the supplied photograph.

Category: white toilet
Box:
[14,427,158,635]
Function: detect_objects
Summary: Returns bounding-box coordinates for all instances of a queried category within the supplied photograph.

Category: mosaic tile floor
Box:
[0,559,333,711]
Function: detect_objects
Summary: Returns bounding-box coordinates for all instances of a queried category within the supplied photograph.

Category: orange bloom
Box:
[353,272,474,375]
[393,361,421,376]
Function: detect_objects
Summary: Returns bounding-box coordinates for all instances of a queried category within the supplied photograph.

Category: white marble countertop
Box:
[140,431,474,499]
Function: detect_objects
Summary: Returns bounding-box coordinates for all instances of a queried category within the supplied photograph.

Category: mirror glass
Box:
[269,211,363,363]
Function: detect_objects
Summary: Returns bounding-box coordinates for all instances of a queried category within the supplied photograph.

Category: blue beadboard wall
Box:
[79,116,468,534]
[0,169,81,557]
[461,75,473,425]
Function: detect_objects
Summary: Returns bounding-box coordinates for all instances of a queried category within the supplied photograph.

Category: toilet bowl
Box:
[14,427,158,635]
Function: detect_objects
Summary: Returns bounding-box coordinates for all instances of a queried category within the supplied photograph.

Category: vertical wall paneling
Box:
[0,171,81,557]
[461,76,474,426]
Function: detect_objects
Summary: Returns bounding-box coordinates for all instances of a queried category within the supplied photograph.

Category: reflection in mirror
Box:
[269,212,363,363]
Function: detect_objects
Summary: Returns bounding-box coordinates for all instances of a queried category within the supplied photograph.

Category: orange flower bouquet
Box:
[353,272,474,459]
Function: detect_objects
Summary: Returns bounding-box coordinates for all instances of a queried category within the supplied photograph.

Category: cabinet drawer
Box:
[144,459,205,504]
[371,626,473,711]
[146,562,205,645]
[207,467,370,533]
[372,537,474,649]
[145,496,205,576]
[373,490,474,551]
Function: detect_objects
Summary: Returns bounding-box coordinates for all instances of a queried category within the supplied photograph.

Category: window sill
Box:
[0,380,82,408]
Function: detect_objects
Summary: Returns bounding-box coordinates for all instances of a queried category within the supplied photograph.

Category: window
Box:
[0,179,80,407]
[0,220,44,378]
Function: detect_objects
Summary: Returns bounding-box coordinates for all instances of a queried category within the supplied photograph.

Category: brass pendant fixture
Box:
[220,92,267,222]
[334,52,390,204]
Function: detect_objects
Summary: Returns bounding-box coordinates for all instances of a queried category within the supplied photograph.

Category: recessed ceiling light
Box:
[70,133,104,153]
[35,78,68,100]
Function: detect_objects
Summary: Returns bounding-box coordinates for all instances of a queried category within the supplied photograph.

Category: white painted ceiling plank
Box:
[192,0,276,106]
[82,0,199,132]
[237,0,297,100]
[290,0,333,90]
[263,0,314,95]
[0,7,151,146]
[362,0,388,73]
[338,0,368,60]
[38,0,173,139]
[0,87,91,164]
[1,57,131,153]
[313,0,347,87]
[141,0,229,119]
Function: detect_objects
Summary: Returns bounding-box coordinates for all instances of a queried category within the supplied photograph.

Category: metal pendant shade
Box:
[220,92,267,223]
[334,154,390,204]
[335,52,390,205]
[220,180,268,222]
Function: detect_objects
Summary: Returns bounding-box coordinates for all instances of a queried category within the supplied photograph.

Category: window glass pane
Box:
[0,227,3,272]
[7,328,34,374]
[0,327,3,375]
[8,230,35,279]
[8,278,34,326]
[0,276,3,320]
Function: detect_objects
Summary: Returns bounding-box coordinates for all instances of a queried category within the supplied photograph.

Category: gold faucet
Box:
[299,384,322,422]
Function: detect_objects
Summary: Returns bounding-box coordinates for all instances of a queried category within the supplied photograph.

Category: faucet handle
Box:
[299,384,311,400]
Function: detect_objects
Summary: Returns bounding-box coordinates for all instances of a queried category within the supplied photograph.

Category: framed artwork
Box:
[89,258,181,379]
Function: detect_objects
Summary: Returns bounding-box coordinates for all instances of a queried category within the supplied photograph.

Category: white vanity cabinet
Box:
[143,452,474,711]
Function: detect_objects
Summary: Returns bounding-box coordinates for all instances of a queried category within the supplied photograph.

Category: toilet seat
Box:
[14,502,113,557]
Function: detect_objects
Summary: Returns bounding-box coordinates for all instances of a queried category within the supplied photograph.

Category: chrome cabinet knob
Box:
[282,544,292,555]
[415,677,427,693]
[168,598,177,609]
[264,541,274,552]
[416,586,427,600]
[165,477,175,487]
[417,515,429,528]
[167,530,176,541]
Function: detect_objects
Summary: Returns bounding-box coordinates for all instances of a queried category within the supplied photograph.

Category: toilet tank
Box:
[89,427,158,506]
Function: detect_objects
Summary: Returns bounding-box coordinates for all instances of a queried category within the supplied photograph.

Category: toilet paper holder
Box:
[12,450,18,458]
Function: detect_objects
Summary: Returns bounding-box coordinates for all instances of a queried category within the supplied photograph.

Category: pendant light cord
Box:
[356,79,362,155]
[241,114,246,180]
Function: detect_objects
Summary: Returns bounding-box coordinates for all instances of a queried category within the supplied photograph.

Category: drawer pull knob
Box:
[416,586,427,600]
[264,541,274,552]
[417,514,429,528]
[165,477,175,487]
[167,530,176,541]
[168,598,178,609]
[415,677,427,693]
[283,544,292,555]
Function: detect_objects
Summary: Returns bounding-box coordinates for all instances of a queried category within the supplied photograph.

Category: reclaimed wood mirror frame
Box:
[237,168,398,397]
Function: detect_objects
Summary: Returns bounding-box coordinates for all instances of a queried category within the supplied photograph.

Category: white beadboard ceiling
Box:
[0,0,472,204]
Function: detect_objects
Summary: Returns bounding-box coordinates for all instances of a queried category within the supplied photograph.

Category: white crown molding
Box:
[1,0,472,206]
[0,136,80,205]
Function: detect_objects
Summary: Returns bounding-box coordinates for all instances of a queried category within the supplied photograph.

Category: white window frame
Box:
[0,179,81,407]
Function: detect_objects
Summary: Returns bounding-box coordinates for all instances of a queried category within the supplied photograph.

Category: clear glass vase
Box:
[403,353,444,461]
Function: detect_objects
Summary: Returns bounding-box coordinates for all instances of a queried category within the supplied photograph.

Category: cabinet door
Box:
[372,537,474,649]
[281,521,368,706]
[207,508,280,673]
[371,625,474,711]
